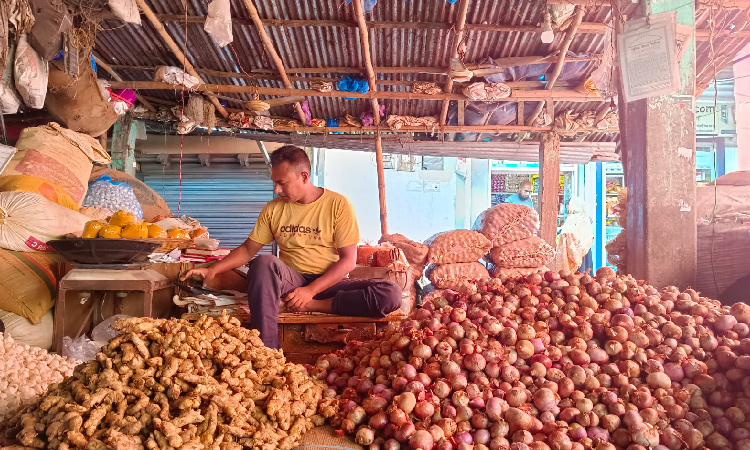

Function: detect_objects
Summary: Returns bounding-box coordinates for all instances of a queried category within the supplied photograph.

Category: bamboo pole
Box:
[241,0,307,124]
[107,80,606,102]
[351,0,381,126]
[94,55,156,112]
[374,132,388,236]
[526,6,586,127]
[134,0,228,119]
[439,0,471,126]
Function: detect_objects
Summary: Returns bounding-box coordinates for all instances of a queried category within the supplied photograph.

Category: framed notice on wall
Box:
[618,12,680,102]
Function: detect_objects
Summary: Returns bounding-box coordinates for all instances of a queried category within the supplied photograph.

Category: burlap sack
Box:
[490,236,554,269]
[380,233,428,266]
[428,262,489,290]
[0,122,110,209]
[90,167,172,222]
[491,266,548,280]
[474,203,540,247]
[426,230,491,264]
[45,67,118,137]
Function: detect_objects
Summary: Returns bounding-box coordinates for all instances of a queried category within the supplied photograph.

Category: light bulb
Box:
[541,13,554,44]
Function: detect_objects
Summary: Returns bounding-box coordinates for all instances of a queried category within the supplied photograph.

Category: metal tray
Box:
[47,238,161,265]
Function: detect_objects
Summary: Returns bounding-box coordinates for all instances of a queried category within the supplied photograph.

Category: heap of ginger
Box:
[0,314,339,450]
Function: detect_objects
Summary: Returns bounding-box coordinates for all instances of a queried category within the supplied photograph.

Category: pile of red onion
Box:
[308,267,750,450]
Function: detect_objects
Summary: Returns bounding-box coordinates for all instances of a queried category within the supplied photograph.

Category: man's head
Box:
[269,145,313,202]
[518,180,533,200]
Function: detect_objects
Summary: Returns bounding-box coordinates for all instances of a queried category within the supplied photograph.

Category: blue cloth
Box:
[337,77,369,100]
[505,193,535,208]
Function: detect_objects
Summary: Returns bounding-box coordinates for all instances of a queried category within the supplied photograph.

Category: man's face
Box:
[519,184,532,200]
[271,161,307,202]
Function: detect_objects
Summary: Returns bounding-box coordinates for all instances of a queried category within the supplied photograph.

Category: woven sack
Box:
[428,262,489,290]
[490,236,554,269]
[0,248,66,324]
[491,266,548,280]
[474,203,540,247]
[426,230,491,264]
[45,67,119,137]
[0,122,110,209]
[379,233,428,266]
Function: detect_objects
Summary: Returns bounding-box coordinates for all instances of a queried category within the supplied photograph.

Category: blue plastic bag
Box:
[83,175,143,218]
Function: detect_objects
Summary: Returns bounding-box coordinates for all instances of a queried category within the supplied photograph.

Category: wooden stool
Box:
[54,267,174,354]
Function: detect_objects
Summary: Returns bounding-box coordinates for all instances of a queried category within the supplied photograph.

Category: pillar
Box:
[110,116,137,176]
[470,159,491,227]
[622,0,697,287]
[539,132,561,246]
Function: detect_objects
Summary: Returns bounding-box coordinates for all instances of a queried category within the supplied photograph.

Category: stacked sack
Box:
[379,233,430,307]
[425,230,492,293]
[474,203,554,279]
[0,123,108,349]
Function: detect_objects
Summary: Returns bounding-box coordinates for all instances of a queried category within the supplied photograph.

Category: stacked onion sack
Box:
[475,204,554,279]
[311,266,750,450]
[606,189,627,273]
[425,230,492,295]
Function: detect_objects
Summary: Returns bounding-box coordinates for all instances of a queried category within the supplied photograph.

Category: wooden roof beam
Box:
[146,15,734,41]
[439,0,471,127]
[108,80,606,102]
[241,0,307,124]
[93,54,156,112]
[134,0,228,118]
[527,6,586,126]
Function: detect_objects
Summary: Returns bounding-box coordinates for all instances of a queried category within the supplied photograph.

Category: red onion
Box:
[409,430,434,450]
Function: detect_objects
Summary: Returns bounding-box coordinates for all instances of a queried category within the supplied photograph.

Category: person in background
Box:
[505,180,535,208]
[181,145,402,349]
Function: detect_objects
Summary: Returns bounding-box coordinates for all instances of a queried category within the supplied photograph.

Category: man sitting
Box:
[182,145,402,348]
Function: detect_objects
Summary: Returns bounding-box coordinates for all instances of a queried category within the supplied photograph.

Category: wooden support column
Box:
[539,132,560,246]
[438,0,470,126]
[623,0,696,287]
[352,0,387,236]
[242,0,307,124]
[111,116,137,176]
[134,0,228,119]
[375,134,388,236]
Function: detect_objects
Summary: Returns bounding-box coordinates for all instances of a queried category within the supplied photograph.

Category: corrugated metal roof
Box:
[94,0,748,143]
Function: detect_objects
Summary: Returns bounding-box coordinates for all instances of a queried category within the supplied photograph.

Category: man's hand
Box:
[284,286,316,311]
[180,268,216,284]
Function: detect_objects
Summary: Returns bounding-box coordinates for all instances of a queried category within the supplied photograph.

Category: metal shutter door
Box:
[139,154,275,254]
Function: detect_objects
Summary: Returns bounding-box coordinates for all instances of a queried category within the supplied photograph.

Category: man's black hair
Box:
[269,145,311,173]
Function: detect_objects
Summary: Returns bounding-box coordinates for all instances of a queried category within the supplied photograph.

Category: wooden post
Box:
[375,133,388,236]
[623,0,697,287]
[527,7,586,126]
[438,0,470,126]
[134,0,228,119]
[111,116,137,176]
[242,0,307,124]
[539,132,560,246]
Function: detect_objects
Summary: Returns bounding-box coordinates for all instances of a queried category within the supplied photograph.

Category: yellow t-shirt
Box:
[248,189,360,274]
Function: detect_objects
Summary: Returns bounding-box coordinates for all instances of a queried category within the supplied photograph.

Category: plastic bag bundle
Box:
[426,230,491,265]
[473,203,540,247]
[490,236,554,269]
[82,175,144,218]
[14,35,48,109]
[62,335,105,362]
[427,262,489,291]
[204,0,233,47]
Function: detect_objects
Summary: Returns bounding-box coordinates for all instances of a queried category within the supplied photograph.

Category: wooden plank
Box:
[439,0,470,127]
[457,100,465,126]
[518,101,525,126]
[277,311,404,324]
[110,81,605,102]
[539,132,561,246]
[134,0,228,118]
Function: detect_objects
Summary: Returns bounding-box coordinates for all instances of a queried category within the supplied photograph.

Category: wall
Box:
[322,149,459,243]
[735,43,750,171]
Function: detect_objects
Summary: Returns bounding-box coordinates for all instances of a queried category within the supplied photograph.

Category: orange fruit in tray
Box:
[122,223,149,239]
[147,224,168,239]
[167,228,189,239]
[98,225,122,239]
[189,227,208,239]
[82,221,105,239]
[109,210,138,228]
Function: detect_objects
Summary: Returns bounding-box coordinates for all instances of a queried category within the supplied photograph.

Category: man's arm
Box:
[180,239,264,282]
[284,244,356,310]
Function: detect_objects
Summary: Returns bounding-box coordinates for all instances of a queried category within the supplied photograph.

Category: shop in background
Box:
[490,161,579,230]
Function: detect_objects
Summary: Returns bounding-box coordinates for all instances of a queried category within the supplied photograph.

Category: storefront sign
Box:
[695,103,736,136]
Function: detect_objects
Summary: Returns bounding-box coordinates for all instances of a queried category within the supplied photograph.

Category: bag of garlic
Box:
[82,174,144,218]
[0,308,53,350]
